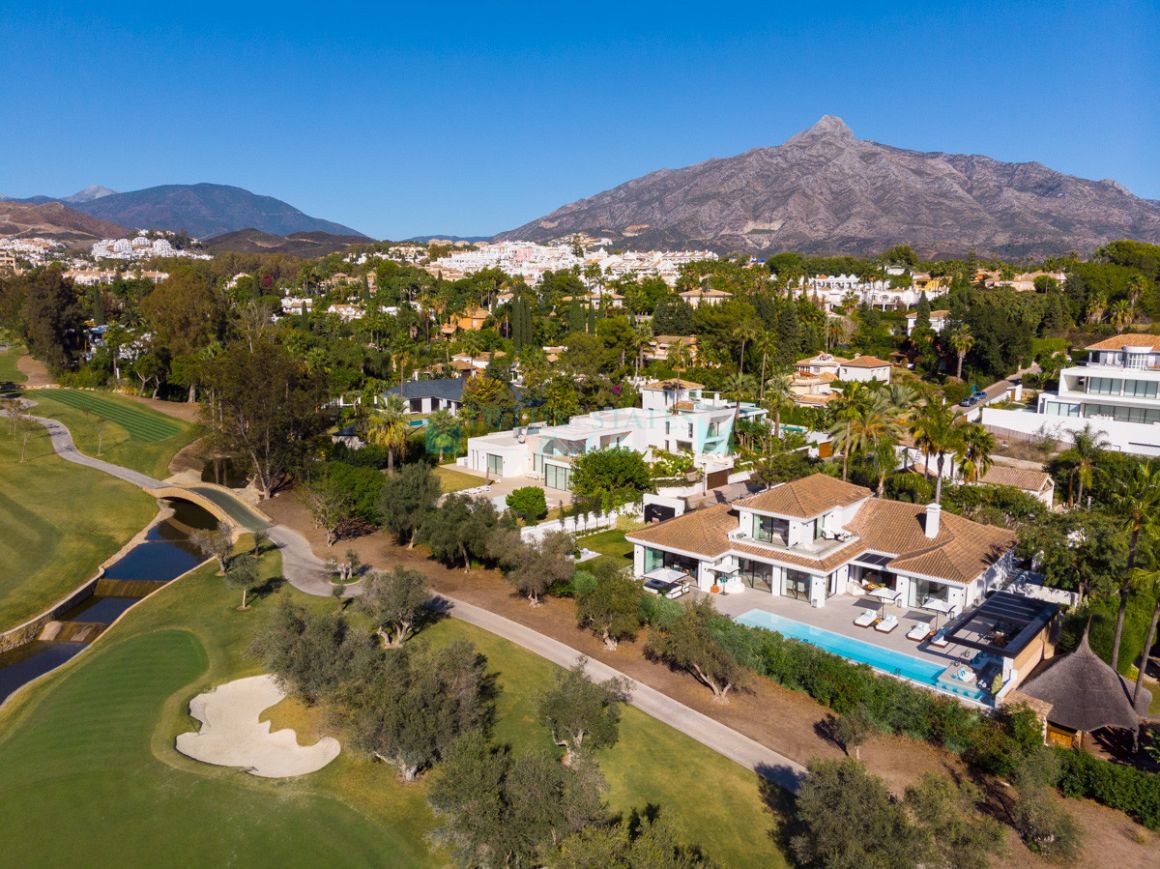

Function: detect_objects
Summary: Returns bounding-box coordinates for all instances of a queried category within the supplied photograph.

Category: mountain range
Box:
[498,116,1160,258]
[202,228,370,257]
[2,183,364,240]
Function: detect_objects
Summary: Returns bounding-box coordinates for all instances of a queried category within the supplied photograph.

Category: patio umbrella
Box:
[869,586,902,611]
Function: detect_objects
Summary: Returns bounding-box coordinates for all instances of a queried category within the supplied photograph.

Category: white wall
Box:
[982,407,1160,457]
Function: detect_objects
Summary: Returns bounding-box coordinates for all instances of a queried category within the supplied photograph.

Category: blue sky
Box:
[1,1,1157,239]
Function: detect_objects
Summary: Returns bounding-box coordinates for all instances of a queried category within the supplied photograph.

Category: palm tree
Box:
[731,321,759,377]
[955,423,995,483]
[1109,299,1134,331]
[762,369,794,445]
[1131,565,1160,708]
[828,383,874,482]
[367,395,410,472]
[950,325,974,380]
[723,372,757,451]
[1086,292,1107,325]
[1108,466,1160,667]
[909,399,960,503]
[1067,424,1108,508]
[427,409,460,463]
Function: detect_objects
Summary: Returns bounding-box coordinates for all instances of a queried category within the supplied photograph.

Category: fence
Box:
[519,504,643,543]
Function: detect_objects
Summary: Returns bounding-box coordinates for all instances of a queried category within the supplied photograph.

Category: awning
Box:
[921,597,957,615]
[644,567,689,584]
[869,587,902,605]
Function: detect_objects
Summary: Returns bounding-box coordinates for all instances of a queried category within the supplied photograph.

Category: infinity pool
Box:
[735,609,989,703]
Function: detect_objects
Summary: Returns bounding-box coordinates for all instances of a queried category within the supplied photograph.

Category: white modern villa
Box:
[983,334,1160,457]
[462,379,766,490]
[627,474,1016,616]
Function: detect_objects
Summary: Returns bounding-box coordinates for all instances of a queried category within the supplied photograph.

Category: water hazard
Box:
[0,498,218,703]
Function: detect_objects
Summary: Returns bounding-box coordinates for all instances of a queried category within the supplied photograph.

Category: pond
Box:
[0,498,218,704]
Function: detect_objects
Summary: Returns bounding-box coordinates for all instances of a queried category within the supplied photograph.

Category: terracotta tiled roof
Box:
[626,503,735,557]
[1085,334,1159,351]
[739,474,870,519]
[849,500,1015,584]
[629,481,1015,585]
[842,356,891,368]
[981,466,1052,493]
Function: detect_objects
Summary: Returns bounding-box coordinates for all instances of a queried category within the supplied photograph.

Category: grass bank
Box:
[0,422,156,631]
[28,388,200,479]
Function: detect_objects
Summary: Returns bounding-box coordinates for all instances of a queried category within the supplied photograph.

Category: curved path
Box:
[28,412,806,791]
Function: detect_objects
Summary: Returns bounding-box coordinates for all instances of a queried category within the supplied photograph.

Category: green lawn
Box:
[0,553,787,868]
[433,464,485,493]
[578,528,635,574]
[28,389,199,479]
[0,423,157,631]
[0,345,26,386]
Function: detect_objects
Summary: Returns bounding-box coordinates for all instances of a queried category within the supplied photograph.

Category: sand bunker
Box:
[176,674,340,778]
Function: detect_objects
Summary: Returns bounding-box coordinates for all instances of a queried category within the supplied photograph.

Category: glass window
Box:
[738,558,773,593]
[545,463,571,490]
[486,454,503,477]
[784,569,811,600]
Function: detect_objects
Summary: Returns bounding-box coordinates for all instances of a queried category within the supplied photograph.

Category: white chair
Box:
[875,614,899,633]
[853,608,877,628]
[907,621,932,642]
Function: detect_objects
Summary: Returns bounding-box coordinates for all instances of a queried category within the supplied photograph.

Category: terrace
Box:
[712,588,973,673]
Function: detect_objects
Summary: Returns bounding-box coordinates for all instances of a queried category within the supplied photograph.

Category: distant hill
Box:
[498,116,1160,258]
[0,201,127,244]
[63,185,117,204]
[204,228,370,257]
[405,234,491,244]
[57,183,366,239]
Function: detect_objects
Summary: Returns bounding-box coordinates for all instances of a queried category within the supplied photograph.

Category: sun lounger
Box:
[853,609,878,628]
[875,614,899,633]
[930,631,949,647]
[907,621,933,642]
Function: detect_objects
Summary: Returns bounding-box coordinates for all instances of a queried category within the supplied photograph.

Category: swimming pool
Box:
[735,609,989,703]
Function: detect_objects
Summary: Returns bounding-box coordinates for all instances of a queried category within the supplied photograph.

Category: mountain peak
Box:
[497,118,1160,258]
[789,115,856,144]
[64,185,117,204]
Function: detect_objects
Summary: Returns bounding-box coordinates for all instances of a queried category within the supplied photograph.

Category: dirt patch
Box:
[16,354,53,388]
[121,394,202,423]
[168,436,208,476]
[262,491,1159,865]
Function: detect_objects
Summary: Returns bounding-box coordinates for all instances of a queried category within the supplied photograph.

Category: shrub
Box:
[506,486,548,523]
[1010,788,1083,862]
[1056,749,1160,830]
[638,593,682,630]
[887,472,934,504]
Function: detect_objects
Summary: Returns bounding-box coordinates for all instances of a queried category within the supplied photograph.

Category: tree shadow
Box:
[756,768,805,859]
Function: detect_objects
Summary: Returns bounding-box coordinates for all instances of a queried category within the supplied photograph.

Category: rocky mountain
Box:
[64,183,365,239]
[63,185,117,204]
[203,228,369,257]
[498,116,1160,258]
[0,201,128,244]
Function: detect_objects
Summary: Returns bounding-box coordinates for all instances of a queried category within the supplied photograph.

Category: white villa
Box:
[983,334,1160,457]
[627,474,1016,617]
[905,309,950,335]
[463,379,765,489]
[796,352,892,384]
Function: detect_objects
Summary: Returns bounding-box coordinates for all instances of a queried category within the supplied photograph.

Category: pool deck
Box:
[711,588,978,672]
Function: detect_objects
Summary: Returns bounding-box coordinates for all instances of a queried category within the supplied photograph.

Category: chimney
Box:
[925,503,941,539]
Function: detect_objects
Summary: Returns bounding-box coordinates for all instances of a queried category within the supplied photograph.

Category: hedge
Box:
[1057,749,1160,830]
[709,617,1160,820]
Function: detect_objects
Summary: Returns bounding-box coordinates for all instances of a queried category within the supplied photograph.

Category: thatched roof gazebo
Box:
[1020,625,1151,748]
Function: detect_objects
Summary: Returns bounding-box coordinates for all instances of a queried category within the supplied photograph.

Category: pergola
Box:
[941,592,1059,659]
